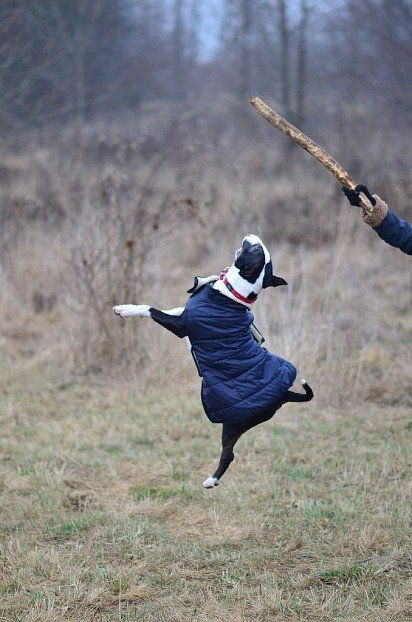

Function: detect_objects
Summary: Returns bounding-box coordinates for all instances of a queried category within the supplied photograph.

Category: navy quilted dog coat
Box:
[184,284,297,424]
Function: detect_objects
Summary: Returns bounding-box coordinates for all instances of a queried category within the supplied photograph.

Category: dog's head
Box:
[234,234,287,291]
[211,234,287,307]
[188,234,287,307]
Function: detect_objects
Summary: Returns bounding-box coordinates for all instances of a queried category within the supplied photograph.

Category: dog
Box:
[113,234,313,488]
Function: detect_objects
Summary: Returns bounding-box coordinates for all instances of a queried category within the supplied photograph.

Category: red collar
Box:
[219,272,256,304]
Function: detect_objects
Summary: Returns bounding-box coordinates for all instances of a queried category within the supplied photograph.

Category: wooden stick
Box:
[250,96,373,213]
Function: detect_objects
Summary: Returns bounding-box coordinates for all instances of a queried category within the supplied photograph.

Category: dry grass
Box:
[1,109,411,397]
[1,222,410,405]
[0,109,411,620]
[0,372,411,621]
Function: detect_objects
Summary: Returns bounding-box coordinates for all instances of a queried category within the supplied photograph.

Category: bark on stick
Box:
[250,96,373,213]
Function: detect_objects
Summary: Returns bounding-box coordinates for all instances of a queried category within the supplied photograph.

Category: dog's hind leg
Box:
[203,425,243,488]
[202,411,275,489]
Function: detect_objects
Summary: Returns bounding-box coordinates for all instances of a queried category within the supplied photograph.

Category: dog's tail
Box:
[283,379,314,403]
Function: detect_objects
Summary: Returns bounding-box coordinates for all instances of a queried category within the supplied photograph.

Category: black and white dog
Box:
[114,234,313,488]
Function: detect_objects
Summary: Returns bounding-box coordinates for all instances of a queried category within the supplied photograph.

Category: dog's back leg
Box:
[203,409,277,489]
[203,425,243,488]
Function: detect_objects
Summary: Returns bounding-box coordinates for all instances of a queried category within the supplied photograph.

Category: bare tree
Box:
[296,0,309,127]
[277,0,291,117]
[0,0,171,132]
[1,0,411,132]
[322,0,412,117]
[189,0,201,63]
[172,0,186,100]
[48,0,107,147]
[239,0,252,96]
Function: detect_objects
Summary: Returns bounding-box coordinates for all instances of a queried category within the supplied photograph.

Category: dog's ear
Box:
[265,275,287,288]
[262,260,287,288]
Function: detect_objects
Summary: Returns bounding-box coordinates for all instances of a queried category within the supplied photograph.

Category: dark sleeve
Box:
[149,308,187,338]
[373,211,412,256]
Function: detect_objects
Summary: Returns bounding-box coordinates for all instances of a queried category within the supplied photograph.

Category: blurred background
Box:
[0,0,411,404]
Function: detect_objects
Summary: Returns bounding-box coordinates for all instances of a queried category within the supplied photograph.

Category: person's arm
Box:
[342,185,412,256]
[373,209,412,256]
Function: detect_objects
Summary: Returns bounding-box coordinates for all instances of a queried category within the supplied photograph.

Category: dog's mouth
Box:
[234,247,242,260]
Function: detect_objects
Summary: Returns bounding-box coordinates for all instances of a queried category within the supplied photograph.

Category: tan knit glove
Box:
[361,194,388,228]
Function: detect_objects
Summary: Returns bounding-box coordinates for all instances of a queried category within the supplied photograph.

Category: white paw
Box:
[202,476,219,489]
[113,304,150,318]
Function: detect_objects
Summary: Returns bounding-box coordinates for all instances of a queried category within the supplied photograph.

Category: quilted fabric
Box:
[184,285,296,423]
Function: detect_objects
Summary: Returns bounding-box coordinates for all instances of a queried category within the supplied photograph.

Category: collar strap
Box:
[219,273,257,304]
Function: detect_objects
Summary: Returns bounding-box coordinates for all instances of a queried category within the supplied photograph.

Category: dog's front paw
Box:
[113,304,150,318]
[202,476,219,489]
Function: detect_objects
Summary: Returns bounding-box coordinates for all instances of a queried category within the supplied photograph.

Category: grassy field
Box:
[0,114,411,621]
[1,369,411,621]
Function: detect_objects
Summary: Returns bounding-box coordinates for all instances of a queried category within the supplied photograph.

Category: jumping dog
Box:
[114,234,313,488]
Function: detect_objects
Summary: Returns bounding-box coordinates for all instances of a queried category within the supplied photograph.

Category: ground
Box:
[1,372,411,622]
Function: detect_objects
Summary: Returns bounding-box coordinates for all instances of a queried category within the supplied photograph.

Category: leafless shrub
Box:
[63,160,197,374]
